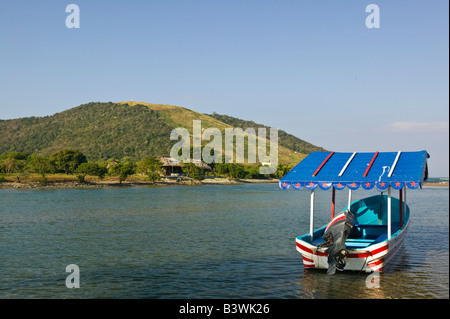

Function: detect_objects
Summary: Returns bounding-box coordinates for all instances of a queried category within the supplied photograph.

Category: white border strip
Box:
[388,151,401,177]
[338,152,356,177]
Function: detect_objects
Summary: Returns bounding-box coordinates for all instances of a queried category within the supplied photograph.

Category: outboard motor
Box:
[319,210,354,275]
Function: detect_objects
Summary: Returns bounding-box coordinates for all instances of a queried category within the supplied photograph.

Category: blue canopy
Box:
[279,150,429,191]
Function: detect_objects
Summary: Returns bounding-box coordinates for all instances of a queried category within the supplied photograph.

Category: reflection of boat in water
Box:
[298,265,388,298]
[279,151,429,275]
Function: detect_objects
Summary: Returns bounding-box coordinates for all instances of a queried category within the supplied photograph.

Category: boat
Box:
[279,150,429,274]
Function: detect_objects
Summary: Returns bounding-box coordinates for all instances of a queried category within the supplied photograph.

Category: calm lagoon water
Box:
[0,183,448,299]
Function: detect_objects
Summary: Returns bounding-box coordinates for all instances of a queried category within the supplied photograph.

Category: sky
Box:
[0,0,448,176]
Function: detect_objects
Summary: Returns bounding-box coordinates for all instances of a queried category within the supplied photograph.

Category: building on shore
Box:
[158,157,211,176]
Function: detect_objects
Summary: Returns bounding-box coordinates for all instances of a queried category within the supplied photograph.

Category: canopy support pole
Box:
[310,190,315,240]
[404,187,407,223]
[387,186,392,240]
[348,188,352,211]
[399,189,403,228]
[331,187,335,219]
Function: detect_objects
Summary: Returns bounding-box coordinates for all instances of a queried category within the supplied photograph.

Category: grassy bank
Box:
[0,173,279,189]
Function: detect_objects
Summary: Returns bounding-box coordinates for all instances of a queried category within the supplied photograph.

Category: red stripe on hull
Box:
[368,258,384,267]
[297,241,388,259]
[302,256,314,263]
[296,242,328,257]
[348,244,388,258]
[296,242,313,254]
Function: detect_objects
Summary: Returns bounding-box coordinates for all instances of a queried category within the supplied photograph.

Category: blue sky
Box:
[0,0,448,176]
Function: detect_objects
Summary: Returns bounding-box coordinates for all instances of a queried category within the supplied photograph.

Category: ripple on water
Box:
[0,185,448,298]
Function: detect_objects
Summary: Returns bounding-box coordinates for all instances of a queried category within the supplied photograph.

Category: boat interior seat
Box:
[372,233,388,244]
[348,224,387,240]
[345,231,388,248]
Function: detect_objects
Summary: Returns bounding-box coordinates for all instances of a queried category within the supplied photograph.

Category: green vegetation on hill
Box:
[208,113,326,154]
[0,101,324,165]
[0,102,174,161]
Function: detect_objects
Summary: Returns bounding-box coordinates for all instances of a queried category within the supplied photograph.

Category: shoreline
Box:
[0,176,447,189]
[0,176,280,189]
[422,183,450,187]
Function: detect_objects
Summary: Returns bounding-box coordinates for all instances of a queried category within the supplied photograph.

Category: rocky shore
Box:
[1,174,446,189]
[0,176,279,189]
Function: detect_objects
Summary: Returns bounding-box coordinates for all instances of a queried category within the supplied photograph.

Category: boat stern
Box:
[296,236,395,273]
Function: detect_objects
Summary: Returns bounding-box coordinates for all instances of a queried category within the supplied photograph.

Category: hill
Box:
[0,102,174,160]
[0,101,325,165]
[207,113,326,155]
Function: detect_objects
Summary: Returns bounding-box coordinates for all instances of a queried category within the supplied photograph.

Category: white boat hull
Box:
[296,220,408,273]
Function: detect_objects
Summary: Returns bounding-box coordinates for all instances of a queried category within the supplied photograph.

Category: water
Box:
[0,184,448,299]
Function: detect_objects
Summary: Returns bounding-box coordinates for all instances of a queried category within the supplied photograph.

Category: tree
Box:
[207,162,217,176]
[137,156,163,183]
[228,163,245,179]
[76,162,107,183]
[5,151,29,160]
[1,157,17,174]
[274,164,292,178]
[0,152,29,174]
[215,163,230,177]
[181,162,204,181]
[28,155,53,183]
[108,159,136,184]
[215,163,245,179]
[50,149,87,174]
[245,165,266,179]
[0,152,30,182]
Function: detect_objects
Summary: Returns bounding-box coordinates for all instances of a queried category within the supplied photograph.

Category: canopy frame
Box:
[279,150,429,191]
[280,150,428,241]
